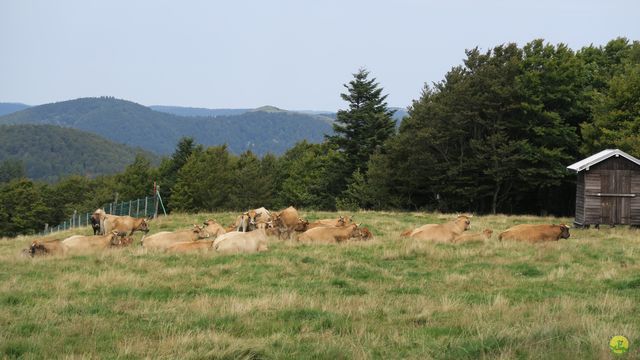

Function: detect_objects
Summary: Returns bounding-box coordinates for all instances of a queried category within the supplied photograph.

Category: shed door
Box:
[601,171,632,224]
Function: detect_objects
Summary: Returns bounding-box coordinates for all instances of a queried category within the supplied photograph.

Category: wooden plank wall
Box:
[575,172,585,224]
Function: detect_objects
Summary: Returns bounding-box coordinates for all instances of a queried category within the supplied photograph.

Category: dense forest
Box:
[0,98,334,155]
[1,37,638,237]
[0,124,157,182]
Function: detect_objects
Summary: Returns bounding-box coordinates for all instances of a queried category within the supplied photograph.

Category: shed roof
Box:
[567,149,640,172]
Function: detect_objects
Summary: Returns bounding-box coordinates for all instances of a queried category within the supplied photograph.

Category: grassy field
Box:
[1,211,639,359]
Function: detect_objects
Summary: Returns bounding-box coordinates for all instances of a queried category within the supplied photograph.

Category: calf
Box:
[142,225,209,251]
[453,228,493,243]
[402,215,471,242]
[214,228,269,254]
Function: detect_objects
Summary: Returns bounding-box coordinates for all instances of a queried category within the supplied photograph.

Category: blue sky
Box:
[1,0,638,110]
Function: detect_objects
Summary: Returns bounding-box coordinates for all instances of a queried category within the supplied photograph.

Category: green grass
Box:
[1,211,639,359]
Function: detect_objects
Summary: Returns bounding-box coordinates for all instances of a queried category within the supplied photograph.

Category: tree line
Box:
[1,37,638,237]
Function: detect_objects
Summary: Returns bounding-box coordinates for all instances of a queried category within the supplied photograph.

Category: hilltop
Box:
[0,97,334,155]
[0,124,157,182]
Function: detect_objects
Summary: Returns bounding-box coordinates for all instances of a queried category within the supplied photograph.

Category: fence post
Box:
[109,203,113,215]
[144,197,148,217]
[136,199,140,217]
[128,200,132,216]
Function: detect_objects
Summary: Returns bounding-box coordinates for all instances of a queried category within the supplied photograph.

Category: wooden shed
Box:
[567,149,640,227]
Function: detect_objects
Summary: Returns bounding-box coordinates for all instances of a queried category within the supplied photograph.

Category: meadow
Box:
[1,211,639,359]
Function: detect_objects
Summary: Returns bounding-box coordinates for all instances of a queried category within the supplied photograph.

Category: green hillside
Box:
[0,124,157,182]
[0,97,334,155]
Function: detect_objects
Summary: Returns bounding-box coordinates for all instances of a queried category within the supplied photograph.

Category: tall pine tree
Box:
[328,68,396,178]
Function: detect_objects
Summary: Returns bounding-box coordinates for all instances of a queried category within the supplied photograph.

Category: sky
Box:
[1,0,639,111]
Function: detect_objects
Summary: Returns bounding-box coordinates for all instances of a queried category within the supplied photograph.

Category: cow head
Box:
[294,218,309,232]
[193,224,210,239]
[109,230,122,246]
[559,224,570,239]
[138,219,150,233]
[29,241,47,257]
[455,215,472,230]
[482,229,493,239]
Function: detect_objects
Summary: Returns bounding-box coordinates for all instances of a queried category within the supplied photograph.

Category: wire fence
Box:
[41,195,161,235]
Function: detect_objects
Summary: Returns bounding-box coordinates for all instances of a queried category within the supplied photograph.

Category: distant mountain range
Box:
[0,124,157,182]
[0,97,335,156]
[0,102,30,116]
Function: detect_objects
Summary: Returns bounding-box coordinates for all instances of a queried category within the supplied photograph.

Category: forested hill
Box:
[0,124,157,182]
[0,103,30,116]
[0,97,334,155]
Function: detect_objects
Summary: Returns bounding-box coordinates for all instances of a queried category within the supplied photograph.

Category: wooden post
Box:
[44,223,49,233]
[128,200,132,216]
[154,186,160,219]
[73,210,77,228]
[136,199,140,217]
[144,197,148,218]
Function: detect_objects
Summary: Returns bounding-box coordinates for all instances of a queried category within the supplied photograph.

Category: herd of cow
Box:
[24,207,571,257]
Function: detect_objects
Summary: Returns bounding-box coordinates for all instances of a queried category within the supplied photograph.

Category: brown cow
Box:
[272,206,302,240]
[307,215,351,230]
[357,227,374,241]
[29,239,68,256]
[402,215,471,242]
[298,223,360,243]
[453,228,493,243]
[498,224,570,243]
[62,231,121,254]
[104,215,150,236]
[214,228,269,254]
[202,219,226,238]
[165,240,215,253]
[142,225,209,251]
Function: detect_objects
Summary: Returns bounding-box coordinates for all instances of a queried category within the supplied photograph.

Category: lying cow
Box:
[165,240,215,253]
[142,225,209,251]
[307,215,352,230]
[214,228,269,254]
[498,224,570,243]
[62,231,121,254]
[401,215,471,242]
[298,223,360,244]
[453,228,493,243]
[29,239,68,256]
[202,219,226,238]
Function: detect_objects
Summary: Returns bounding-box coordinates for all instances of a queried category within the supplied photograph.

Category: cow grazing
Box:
[214,228,269,254]
[498,224,570,243]
[142,225,210,251]
[403,215,472,242]
[453,228,493,243]
[29,239,68,257]
[202,219,226,238]
[165,240,215,253]
[298,223,360,243]
[62,231,121,254]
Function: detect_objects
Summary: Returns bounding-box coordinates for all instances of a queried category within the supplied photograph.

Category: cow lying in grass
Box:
[298,223,361,243]
[453,228,493,243]
[142,225,210,251]
[499,224,570,243]
[28,239,68,257]
[401,215,471,242]
[62,231,121,254]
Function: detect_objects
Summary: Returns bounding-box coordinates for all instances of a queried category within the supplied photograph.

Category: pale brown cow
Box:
[402,215,472,242]
[498,224,570,243]
[307,215,351,230]
[62,231,121,254]
[298,223,360,244]
[104,215,150,237]
[453,228,493,243]
[142,225,209,251]
[165,240,215,253]
[29,239,68,256]
[272,206,302,240]
[202,219,226,238]
[214,228,269,254]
